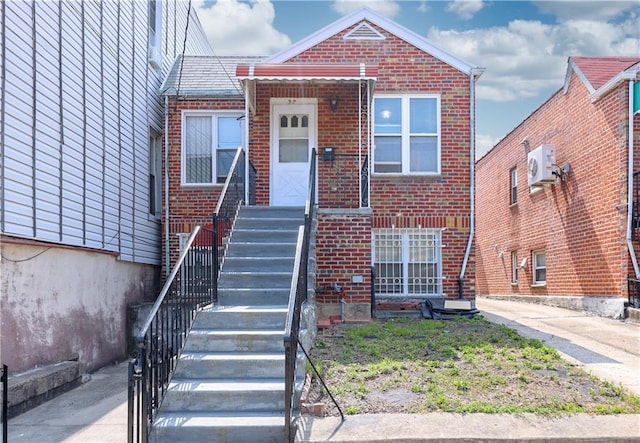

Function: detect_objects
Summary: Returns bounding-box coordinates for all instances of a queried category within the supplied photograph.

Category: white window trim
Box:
[510,167,518,205]
[181,110,244,187]
[149,130,162,218]
[372,228,443,297]
[148,0,162,68]
[372,94,441,176]
[532,249,546,286]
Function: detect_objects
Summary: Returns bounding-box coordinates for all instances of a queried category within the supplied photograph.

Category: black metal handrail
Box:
[213,147,248,302]
[2,364,7,443]
[127,225,214,442]
[284,149,342,441]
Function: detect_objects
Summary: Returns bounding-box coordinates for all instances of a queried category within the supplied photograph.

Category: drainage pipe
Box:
[626,79,640,280]
[164,95,170,277]
[459,68,483,298]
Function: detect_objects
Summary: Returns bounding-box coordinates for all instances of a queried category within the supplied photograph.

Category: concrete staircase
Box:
[149,206,304,443]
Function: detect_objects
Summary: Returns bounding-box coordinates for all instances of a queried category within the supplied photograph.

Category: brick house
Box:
[476,56,640,318]
[160,7,483,320]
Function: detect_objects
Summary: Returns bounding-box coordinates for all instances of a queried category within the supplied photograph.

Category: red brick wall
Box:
[476,73,638,298]
[162,97,245,270]
[315,210,373,304]
[163,21,476,302]
[285,22,476,300]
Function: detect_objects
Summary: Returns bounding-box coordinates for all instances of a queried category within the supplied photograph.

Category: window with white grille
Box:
[373,228,442,296]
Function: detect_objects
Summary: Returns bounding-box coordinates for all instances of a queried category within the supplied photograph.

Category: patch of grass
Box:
[308,316,640,416]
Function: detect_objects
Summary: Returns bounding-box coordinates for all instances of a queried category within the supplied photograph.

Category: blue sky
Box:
[193,0,640,157]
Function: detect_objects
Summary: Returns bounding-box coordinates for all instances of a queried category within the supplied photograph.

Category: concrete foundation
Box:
[480,294,626,319]
[317,302,371,322]
[3,361,81,418]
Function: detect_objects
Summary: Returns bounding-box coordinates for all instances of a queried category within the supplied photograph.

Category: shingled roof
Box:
[160,55,265,97]
[566,56,640,100]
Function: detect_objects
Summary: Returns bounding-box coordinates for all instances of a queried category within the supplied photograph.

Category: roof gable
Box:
[265,7,480,77]
[564,56,640,101]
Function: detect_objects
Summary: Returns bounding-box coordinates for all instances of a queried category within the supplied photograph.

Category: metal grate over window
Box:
[373,228,443,296]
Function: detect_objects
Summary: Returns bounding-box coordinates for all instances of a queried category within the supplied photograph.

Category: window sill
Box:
[530,283,546,288]
[372,173,442,179]
[510,282,518,287]
[180,183,225,189]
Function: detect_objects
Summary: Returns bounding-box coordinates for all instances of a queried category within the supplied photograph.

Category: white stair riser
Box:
[173,356,285,379]
[184,332,284,353]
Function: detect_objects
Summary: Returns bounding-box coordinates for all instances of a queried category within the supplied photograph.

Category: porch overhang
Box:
[236,63,378,113]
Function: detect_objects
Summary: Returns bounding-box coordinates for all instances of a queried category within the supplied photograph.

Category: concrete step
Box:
[193,305,288,330]
[238,205,304,219]
[184,329,284,353]
[222,257,294,273]
[225,242,297,258]
[161,378,285,412]
[150,411,285,443]
[234,217,302,231]
[172,352,285,379]
[217,288,290,306]
[230,229,298,244]
[218,271,292,289]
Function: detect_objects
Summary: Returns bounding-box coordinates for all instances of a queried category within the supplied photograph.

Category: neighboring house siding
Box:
[0,0,212,374]
[1,0,211,264]
[476,69,638,302]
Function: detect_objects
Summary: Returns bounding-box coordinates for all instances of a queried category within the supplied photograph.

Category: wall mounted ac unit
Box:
[148,46,161,70]
[527,144,556,186]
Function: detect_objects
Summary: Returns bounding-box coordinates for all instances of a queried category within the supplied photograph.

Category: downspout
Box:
[626,79,640,280]
[164,95,170,277]
[459,68,482,299]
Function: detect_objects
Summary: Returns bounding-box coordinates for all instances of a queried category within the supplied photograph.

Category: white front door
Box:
[271,100,316,206]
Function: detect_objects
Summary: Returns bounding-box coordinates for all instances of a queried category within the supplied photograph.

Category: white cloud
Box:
[417,1,429,13]
[331,0,401,18]
[533,0,638,21]
[446,0,484,20]
[475,133,500,159]
[193,0,291,55]
[427,14,640,103]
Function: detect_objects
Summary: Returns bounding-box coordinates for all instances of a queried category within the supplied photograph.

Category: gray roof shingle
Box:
[160,55,265,97]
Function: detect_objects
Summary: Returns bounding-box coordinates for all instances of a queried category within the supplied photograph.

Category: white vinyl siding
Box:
[1,0,212,265]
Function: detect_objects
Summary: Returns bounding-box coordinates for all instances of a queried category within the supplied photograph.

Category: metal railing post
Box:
[2,364,7,443]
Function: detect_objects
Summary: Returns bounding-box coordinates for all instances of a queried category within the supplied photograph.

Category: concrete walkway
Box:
[6,297,640,442]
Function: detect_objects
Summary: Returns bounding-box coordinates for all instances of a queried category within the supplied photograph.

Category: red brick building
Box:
[160,8,482,320]
[476,56,640,318]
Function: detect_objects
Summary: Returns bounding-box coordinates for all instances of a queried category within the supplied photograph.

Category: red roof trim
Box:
[236,63,378,80]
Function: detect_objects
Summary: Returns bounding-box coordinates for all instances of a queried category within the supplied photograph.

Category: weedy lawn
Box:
[307,316,640,416]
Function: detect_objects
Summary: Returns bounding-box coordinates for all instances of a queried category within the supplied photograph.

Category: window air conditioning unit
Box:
[527,144,556,187]
[148,46,161,70]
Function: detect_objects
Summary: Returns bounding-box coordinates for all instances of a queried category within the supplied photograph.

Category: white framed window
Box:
[373,228,443,296]
[510,167,518,205]
[149,131,162,216]
[148,0,162,67]
[511,251,518,284]
[532,250,546,285]
[181,112,244,186]
[373,95,441,175]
